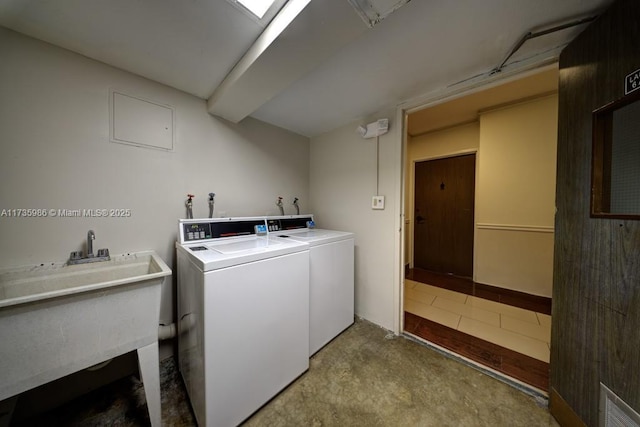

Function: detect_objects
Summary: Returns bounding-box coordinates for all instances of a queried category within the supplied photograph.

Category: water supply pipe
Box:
[292,197,300,215]
[158,314,197,341]
[185,194,194,219]
[276,196,284,215]
[158,323,177,341]
[208,193,216,218]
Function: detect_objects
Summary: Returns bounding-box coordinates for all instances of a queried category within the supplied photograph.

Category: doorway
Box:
[401,67,558,392]
[413,154,475,277]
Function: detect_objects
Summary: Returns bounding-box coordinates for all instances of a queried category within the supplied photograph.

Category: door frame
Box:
[394,62,558,334]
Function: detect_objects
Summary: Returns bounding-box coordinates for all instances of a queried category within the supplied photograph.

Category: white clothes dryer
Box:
[267,215,355,356]
[176,217,309,427]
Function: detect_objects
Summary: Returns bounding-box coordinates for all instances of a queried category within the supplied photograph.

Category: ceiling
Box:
[0,0,613,137]
[407,67,559,136]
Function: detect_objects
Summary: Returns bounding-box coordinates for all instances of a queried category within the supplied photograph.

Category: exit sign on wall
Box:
[625,68,640,95]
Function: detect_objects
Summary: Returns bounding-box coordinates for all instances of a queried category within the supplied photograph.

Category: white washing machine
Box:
[176,217,310,427]
[267,215,355,356]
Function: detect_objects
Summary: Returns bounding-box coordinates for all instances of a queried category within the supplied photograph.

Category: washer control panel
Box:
[267,219,281,232]
[180,218,267,243]
[184,223,211,242]
[268,216,314,232]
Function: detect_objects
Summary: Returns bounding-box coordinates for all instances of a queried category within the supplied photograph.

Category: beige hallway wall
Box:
[406,122,479,266]
[406,93,558,298]
[475,94,558,297]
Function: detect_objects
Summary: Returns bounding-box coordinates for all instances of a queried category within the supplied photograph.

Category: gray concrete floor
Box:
[13,318,559,426]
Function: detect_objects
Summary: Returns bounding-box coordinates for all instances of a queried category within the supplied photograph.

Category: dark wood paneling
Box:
[552,0,640,425]
[549,388,587,427]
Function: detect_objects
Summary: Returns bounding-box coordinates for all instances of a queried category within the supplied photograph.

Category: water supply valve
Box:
[276,196,284,215]
[186,194,194,219]
[208,193,216,218]
[292,197,300,215]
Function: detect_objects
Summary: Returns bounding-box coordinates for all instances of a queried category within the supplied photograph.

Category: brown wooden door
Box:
[414,154,475,277]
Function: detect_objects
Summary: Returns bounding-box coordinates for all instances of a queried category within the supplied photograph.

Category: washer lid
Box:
[278,229,354,246]
[282,230,329,238]
[178,235,308,271]
[210,238,282,254]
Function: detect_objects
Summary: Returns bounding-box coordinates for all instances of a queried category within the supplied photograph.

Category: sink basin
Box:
[0,251,171,427]
[0,251,170,308]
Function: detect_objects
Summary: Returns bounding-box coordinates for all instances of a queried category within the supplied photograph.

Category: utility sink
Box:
[0,251,171,427]
[0,251,170,308]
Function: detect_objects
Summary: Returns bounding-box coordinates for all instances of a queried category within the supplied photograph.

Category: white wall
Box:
[309,110,401,331]
[0,28,310,356]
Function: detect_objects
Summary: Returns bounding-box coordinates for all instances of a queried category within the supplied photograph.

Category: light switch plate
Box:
[372,195,385,210]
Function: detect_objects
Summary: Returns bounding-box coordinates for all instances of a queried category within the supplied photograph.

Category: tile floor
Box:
[405,279,551,363]
[405,268,552,314]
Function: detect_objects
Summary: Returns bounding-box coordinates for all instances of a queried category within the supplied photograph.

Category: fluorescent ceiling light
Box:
[237,0,276,19]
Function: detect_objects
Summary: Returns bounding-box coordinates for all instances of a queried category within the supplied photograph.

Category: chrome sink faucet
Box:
[87,230,95,257]
[68,229,109,265]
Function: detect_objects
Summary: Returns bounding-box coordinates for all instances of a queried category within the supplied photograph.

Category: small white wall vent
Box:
[110,90,174,151]
[600,383,640,427]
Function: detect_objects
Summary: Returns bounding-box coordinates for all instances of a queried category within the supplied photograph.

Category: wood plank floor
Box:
[404,268,550,392]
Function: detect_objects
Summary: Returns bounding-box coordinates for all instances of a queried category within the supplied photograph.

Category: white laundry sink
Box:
[0,251,171,427]
[0,251,169,308]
